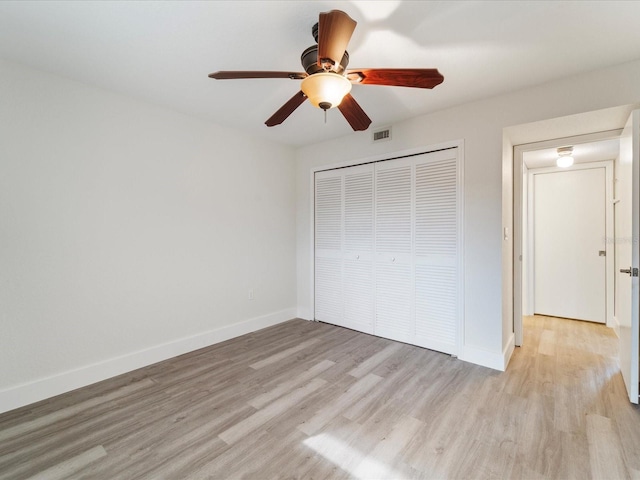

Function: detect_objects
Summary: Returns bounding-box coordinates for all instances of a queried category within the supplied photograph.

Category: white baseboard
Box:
[297,307,313,321]
[502,333,516,369]
[0,308,295,415]
[461,335,514,372]
[612,315,621,338]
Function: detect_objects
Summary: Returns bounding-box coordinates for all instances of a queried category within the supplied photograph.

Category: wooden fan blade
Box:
[346,68,444,89]
[209,71,307,80]
[265,91,307,127]
[337,93,371,131]
[317,10,356,70]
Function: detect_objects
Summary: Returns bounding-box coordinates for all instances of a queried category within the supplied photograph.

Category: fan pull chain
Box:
[324,109,327,124]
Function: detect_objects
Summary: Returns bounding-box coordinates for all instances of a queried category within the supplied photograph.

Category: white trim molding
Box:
[461,333,514,372]
[613,315,621,338]
[297,307,313,321]
[0,308,295,415]
[503,333,516,369]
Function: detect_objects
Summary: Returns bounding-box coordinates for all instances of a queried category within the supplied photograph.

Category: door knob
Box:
[620,267,639,277]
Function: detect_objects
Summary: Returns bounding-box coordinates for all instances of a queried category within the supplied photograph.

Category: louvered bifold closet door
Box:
[374,157,415,344]
[315,148,461,355]
[413,149,459,354]
[343,164,375,334]
[314,170,343,325]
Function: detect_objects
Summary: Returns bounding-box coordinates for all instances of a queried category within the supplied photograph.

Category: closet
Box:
[314,147,462,355]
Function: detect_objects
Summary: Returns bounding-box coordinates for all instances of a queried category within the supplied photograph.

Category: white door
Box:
[314,172,343,325]
[343,164,375,334]
[314,165,376,332]
[414,150,460,354]
[374,157,414,344]
[617,110,640,404]
[534,167,606,322]
[313,148,462,356]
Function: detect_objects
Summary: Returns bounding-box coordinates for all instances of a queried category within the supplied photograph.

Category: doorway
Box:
[508,106,640,403]
[513,131,620,346]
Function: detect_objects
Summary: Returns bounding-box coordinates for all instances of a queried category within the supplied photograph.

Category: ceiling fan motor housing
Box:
[301,45,349,75]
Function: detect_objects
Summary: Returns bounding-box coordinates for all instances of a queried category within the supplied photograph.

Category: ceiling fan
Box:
[208,9,444,132]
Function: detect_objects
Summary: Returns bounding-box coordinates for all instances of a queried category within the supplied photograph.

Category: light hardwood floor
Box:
[1,315,639,479]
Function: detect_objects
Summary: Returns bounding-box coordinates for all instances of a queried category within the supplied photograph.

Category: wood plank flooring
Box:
[1,315,639,479]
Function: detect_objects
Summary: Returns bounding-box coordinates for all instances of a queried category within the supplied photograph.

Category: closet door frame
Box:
[310,140,465,357]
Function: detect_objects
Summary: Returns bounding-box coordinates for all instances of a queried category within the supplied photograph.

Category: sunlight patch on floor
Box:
[303,433,405,480]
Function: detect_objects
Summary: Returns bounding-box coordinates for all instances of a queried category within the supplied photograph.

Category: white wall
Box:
[296,59,640,370]
[0,59,297,413]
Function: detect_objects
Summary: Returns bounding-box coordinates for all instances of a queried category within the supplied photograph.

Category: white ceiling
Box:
[2,1,640,147]
[523,138,620,169]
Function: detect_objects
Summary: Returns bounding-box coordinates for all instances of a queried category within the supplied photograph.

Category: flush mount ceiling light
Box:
[556,146,574,168]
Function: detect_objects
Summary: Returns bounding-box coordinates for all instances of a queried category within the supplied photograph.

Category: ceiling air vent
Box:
[373,127,392,143]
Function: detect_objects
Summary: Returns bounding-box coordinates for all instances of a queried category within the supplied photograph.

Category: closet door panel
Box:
[375,262,413,342]
[314,172,343,325]
[315,257,343,324]
[343,165,375,333]
[375,162,413,256]
[414,151,459,354]
[315,174,342,255]
[374,159,414,343]
[343,259,374,333]
[415,264,457,353]
[344,167,374,253]
[415,156,458,259]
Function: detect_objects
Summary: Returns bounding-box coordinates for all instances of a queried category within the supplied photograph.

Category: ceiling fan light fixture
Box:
[556,146,574,168]
[209,9,443,131]
[301,72,352,110]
